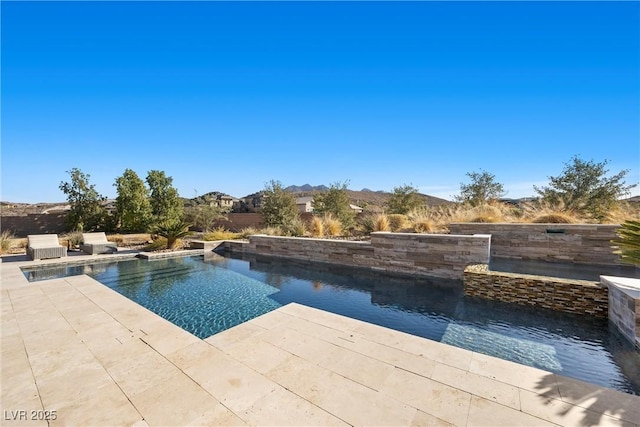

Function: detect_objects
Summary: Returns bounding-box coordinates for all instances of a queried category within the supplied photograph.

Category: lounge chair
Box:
[27,234,67,260]
[80,232,118,255]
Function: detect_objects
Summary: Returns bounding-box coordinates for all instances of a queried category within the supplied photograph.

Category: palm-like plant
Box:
[612,220,640,266]
[154,220,192,250]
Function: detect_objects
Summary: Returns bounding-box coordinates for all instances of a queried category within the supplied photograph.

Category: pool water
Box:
[23,253,640,395]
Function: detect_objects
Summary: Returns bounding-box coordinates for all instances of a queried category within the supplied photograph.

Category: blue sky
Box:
[2,1,639,203]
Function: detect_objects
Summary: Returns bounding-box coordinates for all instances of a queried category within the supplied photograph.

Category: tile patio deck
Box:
[1,253,639,426]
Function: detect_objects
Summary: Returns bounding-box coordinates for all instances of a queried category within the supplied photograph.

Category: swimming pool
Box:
[23,252,640,395]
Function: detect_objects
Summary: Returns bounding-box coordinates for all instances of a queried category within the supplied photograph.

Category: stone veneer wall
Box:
[223,232,491,279]
[449,223,622,265]
[463,264,608,317]
[602,276,640,349]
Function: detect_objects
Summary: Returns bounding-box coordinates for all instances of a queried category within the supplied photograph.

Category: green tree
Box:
[386,184,423,214]
[59,168,107,231]
[313,181,355,229]
[455,170,505,206]
[533,156,636,220]
[184,204,226,232]
[114,169,152,232]
[146,170,183,225]
[260,180,299,228]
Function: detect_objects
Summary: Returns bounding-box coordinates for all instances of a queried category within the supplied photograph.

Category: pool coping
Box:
[1,255,639,426]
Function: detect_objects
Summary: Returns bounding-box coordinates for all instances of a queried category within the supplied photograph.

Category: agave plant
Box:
[612,220,640,266]
[154,220,192,250]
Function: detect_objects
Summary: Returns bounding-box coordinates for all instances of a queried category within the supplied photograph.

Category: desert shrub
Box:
[313,181,355,229]
[238,227,260,239]
[413,219,434,233]
[203,227,238,241]
[357,214,375,233]
[612,220,640,266]
[144,237,168,251]
[261,180,298,228]
[386,185,423,214]
[455,170,505,206]
[323,214,343,236]
[310,216,324,237]
[62,231,83,249]
[261,226,284,236]
[531,214,575,224]
[387,214,409,231]
[285,217,307,237]
[0,230,14,253]
[534,156,635,221]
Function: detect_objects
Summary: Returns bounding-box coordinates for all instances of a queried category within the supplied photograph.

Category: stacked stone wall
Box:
[463,264,608,317]
[449,223,622,265]
[602,276,640,348]
[370,232,491,279]
[225,232,491,279]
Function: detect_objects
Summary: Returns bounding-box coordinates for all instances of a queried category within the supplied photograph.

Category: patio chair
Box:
[80,232,118,255]
[27,234,67,260]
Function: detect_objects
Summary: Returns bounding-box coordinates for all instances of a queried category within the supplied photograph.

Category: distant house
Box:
[296,196,314,213]
[215,194,237,209]
[350,204,364,214]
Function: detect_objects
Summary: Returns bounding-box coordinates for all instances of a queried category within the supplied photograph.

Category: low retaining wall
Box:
[223,232,491,279]
[603,276,640,349]
[463,264,608,317]
[449,223,622,266]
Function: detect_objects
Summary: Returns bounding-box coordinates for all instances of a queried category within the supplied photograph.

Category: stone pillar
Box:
[602,276,640,350]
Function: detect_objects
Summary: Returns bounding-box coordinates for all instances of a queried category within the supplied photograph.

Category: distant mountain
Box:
[284,184,329,193]
[624,195,640,203]
[283,188,452,212]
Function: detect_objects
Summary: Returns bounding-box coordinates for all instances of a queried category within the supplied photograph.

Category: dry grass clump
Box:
[531,213,575,224]
[203,227,239,241]
[454,204,506,223]
[518,200,582,223]
[107,234,124,245]
[407,206,456,232]
[373,214,391,232]
[358,213,390,233]
[144,237,168,251]
[310,216,324,237]
[1,230,14,253]
[413,219,435,233]
[323,214,343,236]
[604,202,640,224]
[387,214,409,231]
[238,227,260,239]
